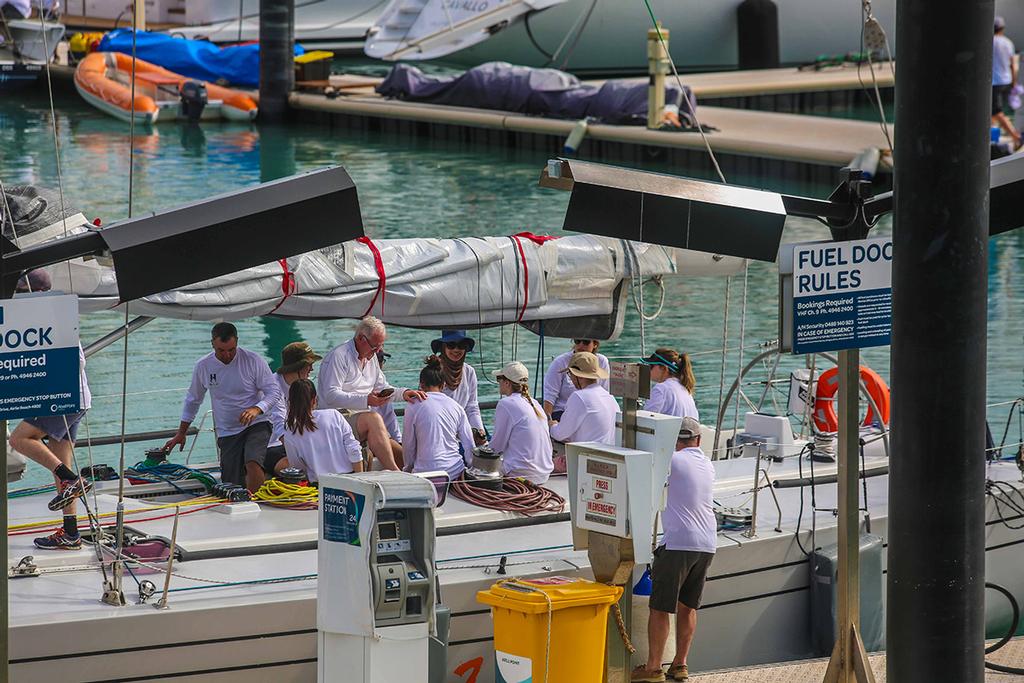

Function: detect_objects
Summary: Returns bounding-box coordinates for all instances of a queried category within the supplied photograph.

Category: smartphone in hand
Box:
[376,387,395,398]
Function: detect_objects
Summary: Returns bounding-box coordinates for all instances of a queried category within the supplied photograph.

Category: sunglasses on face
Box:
[573,339,595,346]
[445,341,472,351]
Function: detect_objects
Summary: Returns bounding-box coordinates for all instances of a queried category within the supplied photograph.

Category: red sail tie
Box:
[268,259,296,314]
[358,236,387,317]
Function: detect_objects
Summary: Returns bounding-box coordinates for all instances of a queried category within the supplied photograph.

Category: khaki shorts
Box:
[649,545,714,612]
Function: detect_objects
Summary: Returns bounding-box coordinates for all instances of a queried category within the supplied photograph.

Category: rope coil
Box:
[449,478,565,516]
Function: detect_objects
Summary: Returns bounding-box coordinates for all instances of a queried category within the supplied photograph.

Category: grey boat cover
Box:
[1,184,743,338]
[376,61,697,126]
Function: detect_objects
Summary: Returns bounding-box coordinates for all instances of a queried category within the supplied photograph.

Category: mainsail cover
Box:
[3,186,744,336]
[365,0,569,61]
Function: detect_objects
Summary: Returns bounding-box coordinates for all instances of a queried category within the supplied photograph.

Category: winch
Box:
[462,445,503,490]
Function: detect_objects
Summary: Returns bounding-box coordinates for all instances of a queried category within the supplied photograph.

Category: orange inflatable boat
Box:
[74,52,258,124]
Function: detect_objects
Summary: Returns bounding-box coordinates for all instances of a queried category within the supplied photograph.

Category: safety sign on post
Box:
[0,294,81,420]
[785,236,893,354]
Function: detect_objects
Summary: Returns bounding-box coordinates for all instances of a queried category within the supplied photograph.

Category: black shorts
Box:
[649,545,714,612]
[993,84,1013,115]
[216,422,271,486]
[264,444,287,475]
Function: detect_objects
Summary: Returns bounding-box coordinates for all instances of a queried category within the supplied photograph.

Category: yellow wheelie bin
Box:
[477,576,623,683]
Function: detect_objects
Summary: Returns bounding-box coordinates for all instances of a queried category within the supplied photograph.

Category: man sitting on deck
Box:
[632,417,716,682]
[317,316,426,470]
[7,270,95,550]
[164,323,281,492]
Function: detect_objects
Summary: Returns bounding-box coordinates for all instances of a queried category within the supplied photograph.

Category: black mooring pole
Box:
[259,0,295,123]
[889,1,992,681]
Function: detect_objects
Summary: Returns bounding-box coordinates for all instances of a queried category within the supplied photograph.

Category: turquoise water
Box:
[2,86,1023,488]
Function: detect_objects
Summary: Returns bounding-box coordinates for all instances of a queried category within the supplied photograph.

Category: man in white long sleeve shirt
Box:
[164,323,281,492]
[317,317,426,469]
[543,338,610,419]
[549,352,619,445]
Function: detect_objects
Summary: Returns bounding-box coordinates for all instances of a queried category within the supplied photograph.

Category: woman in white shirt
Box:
[431,330,486,445]
[489,361,553,485]
[281,379,365,482]
[403,356,477,481]
[640,348,699,421]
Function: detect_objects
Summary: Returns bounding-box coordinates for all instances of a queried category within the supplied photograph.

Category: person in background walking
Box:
[993,16,1022,149]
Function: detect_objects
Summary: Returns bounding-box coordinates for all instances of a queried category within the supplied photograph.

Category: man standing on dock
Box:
[992,16,1022,148]
[633,417,716,683]
[7,269,95,550]
[164,322,281,492]
[317,317,426,469]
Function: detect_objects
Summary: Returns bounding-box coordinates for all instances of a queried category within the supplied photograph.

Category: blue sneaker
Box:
[33,529,82,550]
[47,478,92,511]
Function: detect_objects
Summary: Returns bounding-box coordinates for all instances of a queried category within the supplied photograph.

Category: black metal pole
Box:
[889,1,992,681]
[259,0,295,123]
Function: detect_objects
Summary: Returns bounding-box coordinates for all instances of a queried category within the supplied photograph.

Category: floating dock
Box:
[292,63,892,181]
[690,638,1024,682]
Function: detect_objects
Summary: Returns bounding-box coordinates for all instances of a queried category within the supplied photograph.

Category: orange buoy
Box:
[812,365,890,434]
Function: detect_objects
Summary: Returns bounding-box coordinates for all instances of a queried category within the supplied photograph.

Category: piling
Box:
[259,0,295,123]
[889,1,992,681]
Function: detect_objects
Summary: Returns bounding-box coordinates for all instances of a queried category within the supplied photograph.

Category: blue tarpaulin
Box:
[97,30,304,88]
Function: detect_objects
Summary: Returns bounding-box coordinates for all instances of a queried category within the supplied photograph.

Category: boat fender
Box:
[563,118,589,155]
[737,0,780,70]
[179,81,209,124]
[812,365,890,434]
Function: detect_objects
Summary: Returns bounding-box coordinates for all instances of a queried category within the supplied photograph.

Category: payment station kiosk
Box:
[317,470,438,683]
[567,409,681,682]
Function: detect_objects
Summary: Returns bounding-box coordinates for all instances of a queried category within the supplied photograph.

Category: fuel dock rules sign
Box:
[0,294,81,420]
[792,237,892,354]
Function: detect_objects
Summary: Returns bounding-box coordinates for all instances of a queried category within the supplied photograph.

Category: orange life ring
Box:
[812,365,890,434]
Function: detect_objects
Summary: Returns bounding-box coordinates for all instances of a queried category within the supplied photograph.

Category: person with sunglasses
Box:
[543,338,610,420]
[317,317,426,469]
[639,348,699,421]
[430,330,486,445]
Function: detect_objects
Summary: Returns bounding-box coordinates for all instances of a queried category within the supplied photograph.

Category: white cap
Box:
[492,361,529,384]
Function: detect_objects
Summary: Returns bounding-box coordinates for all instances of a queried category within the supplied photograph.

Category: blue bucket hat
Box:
[431,330,475,354]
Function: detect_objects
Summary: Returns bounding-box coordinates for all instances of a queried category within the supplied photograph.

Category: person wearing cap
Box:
[431,330,486,445]
[543,338,610,420]
[8,270,95,550]
[265,341,323,476]
[317,317,426,469]
[640,348,699,421]
[633,416,716,683]
[164,322,281,493]
[489,361,553,484]
[402,356,476,481]
[549,352,620,445]
[993,16,1022,149]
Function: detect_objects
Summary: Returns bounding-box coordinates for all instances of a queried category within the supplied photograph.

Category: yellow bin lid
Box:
[477,577,623,615]
[296,50,335,64]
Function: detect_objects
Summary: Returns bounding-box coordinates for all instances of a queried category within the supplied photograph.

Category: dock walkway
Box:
[691,638,1024,682]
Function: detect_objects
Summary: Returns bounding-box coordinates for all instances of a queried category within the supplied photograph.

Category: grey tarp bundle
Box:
[376,61,697,126]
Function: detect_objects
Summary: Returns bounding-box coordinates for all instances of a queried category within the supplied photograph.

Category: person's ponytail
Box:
[516,381,543,419]
[679,352,696,394]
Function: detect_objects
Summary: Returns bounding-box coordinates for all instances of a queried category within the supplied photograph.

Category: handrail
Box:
[74,426,199,449]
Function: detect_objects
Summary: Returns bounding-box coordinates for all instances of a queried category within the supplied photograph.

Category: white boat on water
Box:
[0,14,64,91]
[4,185,1024,682]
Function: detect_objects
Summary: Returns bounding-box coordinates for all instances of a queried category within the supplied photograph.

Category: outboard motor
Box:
[179,81,208,124]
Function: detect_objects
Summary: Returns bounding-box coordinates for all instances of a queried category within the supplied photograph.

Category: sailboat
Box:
[4,182,1023,682]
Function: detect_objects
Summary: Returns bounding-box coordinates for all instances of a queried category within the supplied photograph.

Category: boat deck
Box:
[690,637,1024,681]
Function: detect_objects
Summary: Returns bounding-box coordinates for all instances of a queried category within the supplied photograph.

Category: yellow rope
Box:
[252,479,318,508]
[7,496,223,532]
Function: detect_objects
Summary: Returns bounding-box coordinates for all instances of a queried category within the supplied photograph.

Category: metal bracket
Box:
[137,579,157,604]
[10,556,38,578]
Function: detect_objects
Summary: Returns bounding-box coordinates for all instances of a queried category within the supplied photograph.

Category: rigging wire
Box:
[857,0,895,160]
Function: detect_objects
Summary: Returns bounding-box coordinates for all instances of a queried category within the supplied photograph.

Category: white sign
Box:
[575,451,629,537]
[0,294,81,420]
[791,237,892,354]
